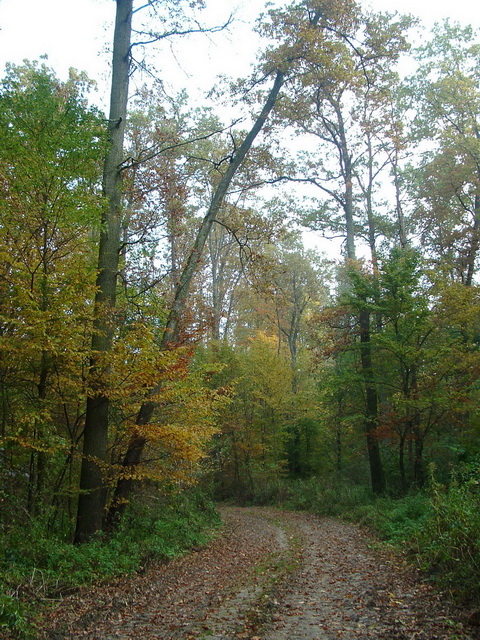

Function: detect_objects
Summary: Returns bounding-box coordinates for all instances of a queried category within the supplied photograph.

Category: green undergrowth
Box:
[354,484,480,604]
[342,469,480,605]
[347,491,433,544]
[318,478,479,606]
[0,489,220,639]
[410,476,480,603]
[245,476,376,516]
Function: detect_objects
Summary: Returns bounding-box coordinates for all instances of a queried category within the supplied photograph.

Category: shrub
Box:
[0,593,33,639]
[350,493,432,544]
[412,477,480,602]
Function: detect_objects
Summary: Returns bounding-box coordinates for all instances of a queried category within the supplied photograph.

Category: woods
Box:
[1,0,480,636]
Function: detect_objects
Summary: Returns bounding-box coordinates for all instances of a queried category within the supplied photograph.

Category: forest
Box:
[1,0,480,636]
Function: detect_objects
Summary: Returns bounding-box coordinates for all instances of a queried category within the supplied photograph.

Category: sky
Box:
[1,0,478,258]
[0,0,479,109]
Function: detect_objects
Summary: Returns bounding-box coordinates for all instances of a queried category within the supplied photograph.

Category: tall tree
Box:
[75,0,133,543]
[0,62,103,521]
[270,9,412,260]
[408,21,480,286]
[106,1,357,524]
[75,0,230,542]
[273,9,413,493]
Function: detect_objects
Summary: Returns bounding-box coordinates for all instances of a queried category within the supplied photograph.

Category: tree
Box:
[106,67,290,524]
[408,21,480,285]
[75,0,133,543]
[245,237,329,474]
[0,61,103,521]
[75,0,230,542]
[269,8,413,260]
[257,7,417,494]
[206,332,293,500]
[105,2,350,526]
[338,263,386,493]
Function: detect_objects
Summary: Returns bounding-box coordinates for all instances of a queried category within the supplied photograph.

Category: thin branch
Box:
[120,121,242,170]
[130,16,234,48]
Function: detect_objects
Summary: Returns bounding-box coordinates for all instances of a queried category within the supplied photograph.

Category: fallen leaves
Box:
[36,507,473,640]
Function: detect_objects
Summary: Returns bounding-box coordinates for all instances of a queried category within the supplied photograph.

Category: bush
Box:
[412,478,480,602]
[350,492,432,544]
[334,474,480,605]
[0,593,33,639]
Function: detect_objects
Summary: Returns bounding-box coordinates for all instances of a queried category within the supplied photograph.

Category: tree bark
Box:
[399,432,407,493]
[464,193,480,287]
[359,308,386,494]
[413,430,424,487]
[75,0,132,543]
[392,147,408,249]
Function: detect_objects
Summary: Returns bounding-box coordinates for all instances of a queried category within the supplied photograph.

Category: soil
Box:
[37,507,477,640]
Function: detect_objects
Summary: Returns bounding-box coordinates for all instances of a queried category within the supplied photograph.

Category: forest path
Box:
[42,507,473,640]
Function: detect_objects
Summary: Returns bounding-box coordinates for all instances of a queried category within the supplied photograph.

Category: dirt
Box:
[38,507,477,640]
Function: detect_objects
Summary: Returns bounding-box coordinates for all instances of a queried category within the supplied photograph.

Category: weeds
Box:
[411,475,480,602]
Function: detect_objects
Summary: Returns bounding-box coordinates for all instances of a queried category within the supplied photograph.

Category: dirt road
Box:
[42,507,474,639]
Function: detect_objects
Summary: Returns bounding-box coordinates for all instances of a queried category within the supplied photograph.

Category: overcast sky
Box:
[0,0,478,257]
[0,0,479,106]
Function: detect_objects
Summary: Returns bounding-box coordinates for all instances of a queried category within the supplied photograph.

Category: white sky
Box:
[0,0,478,259]
[0,0,479,109]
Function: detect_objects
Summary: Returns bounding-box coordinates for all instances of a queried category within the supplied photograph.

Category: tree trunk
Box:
[336,422,342,473]
[399,432,407,493]
[340,127,355,261]
[359,309,386,494]
[364,131,378,269]
[413,430,424,487]
[208,229,222,340]
[465,193,480,287]
[75,0,132,543]
[392,147,408,249]
[409,366,424,487]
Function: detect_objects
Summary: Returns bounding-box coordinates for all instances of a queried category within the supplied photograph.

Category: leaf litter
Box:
[38,507,476,640]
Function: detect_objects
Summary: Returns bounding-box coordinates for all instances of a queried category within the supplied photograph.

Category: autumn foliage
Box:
[1,2,480,635]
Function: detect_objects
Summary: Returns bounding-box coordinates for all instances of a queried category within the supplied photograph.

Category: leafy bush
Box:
[350,492,432,544]
[0,593,33,639]
[411,477,480,602]
[120,488,221,561]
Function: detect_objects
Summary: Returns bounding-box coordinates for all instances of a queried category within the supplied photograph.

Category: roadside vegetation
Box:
[0,490,220,638]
